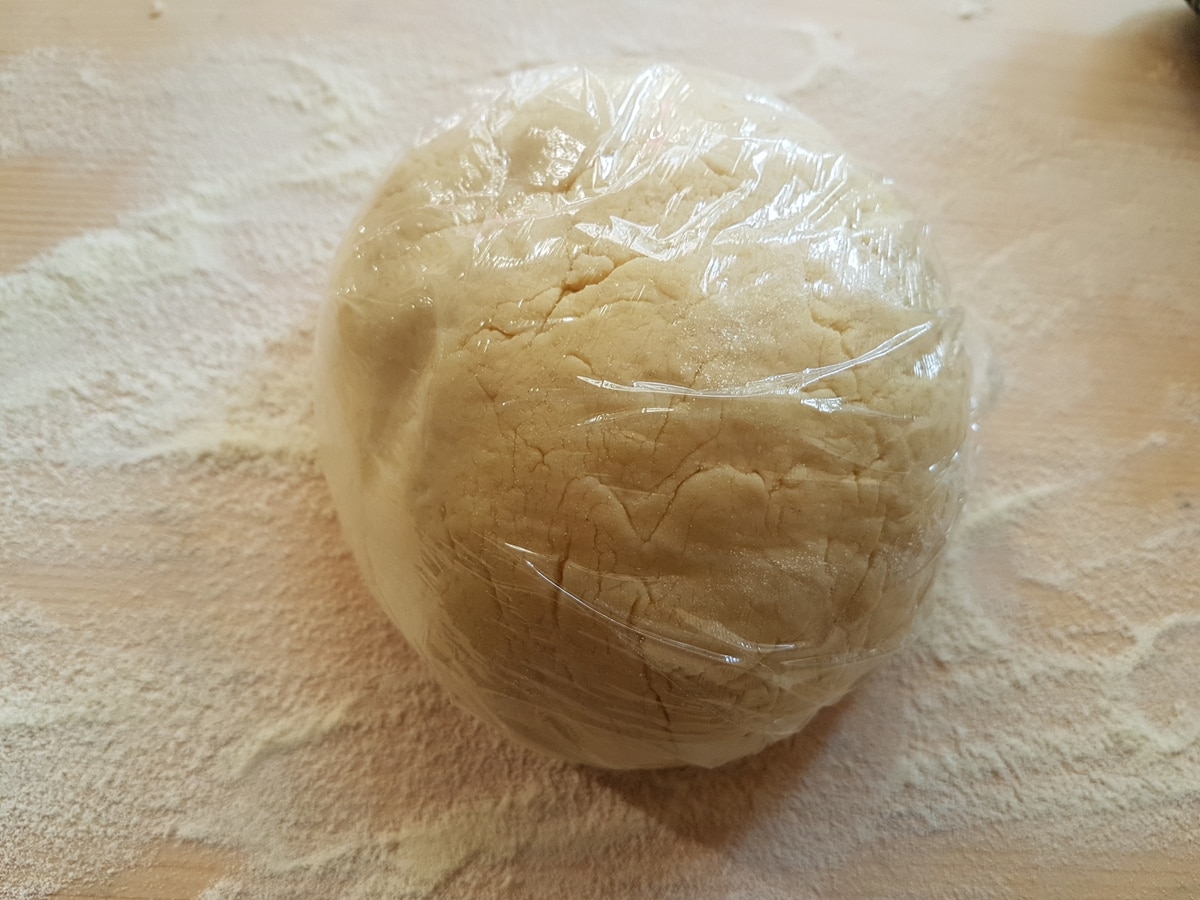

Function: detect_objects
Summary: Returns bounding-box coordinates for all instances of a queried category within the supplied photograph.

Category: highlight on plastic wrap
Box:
[315,61,974,769]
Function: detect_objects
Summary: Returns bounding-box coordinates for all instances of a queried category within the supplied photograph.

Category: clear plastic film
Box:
[315,62,973,769]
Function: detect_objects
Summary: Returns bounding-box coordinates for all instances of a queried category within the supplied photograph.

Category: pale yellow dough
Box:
[316,63,972,769]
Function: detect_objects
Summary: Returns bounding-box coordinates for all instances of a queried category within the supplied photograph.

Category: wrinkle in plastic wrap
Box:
[315,62,973,769]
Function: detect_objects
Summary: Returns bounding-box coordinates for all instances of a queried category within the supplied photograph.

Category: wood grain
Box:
[52,843,238,900]
[0,160,129,271]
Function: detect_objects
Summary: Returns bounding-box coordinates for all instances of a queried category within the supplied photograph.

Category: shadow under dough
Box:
[586,699,857,847]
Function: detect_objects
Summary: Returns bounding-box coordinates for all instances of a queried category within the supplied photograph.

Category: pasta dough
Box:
[315,63,972,769]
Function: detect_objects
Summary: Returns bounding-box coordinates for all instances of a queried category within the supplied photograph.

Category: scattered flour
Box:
[2,4,1198,897]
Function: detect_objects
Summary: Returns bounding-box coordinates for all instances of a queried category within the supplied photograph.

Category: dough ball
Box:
[316,63,972,769]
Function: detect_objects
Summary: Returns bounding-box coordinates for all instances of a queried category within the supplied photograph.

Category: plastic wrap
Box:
[315,62,973,770]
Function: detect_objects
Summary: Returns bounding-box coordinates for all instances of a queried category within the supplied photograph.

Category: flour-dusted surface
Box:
[2,1,1199,898]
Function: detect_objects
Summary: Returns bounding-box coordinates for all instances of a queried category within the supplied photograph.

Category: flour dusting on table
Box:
[2,4,1198,897]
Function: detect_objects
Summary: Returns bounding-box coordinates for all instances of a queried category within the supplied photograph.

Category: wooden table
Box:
[4,0,1199,896]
